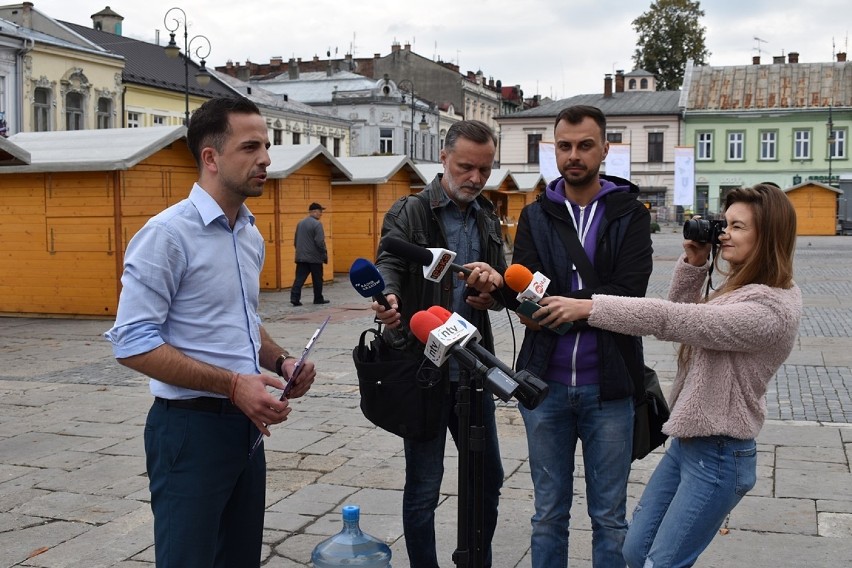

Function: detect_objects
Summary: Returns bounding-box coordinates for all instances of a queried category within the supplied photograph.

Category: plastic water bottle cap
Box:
[342,504,360,522]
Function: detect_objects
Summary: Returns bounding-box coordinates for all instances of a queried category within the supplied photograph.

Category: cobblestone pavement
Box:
[1,227,851,567]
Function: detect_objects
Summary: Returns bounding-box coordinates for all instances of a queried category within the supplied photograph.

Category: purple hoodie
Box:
[543,176,630,387]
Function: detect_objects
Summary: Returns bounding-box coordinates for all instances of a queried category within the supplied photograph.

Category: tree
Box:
[632,0,710,91]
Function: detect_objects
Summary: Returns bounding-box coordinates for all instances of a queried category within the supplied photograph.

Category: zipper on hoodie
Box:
[565,200,598,386]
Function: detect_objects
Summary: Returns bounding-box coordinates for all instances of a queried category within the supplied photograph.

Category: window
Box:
[333,137,340,157]
[127,112,141,128]
[34,87,51,132]
[727,131,744,161]
[640,78,648,89]
[647,132,663,163]
[527,133,542,164]
[97,97,112,129]
[152,115,166,126]
[793,129,811,160]
[607,132,623,144]
[273,129,282,145]
[696,131,713,160]
[65,92,84,130]
[379,128,393,154]
[759,130,777,160]
[293,132,301,145]
[830,128,846,159]
[320,135,327,148]
[628,79,637,90]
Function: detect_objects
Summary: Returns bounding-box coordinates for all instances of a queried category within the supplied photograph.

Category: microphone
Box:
[505,264,550,303]
[426,306,549,410]
[381,236,472,281]
[349,258,392,310]
[410,311,518,402]
[504,264,572,335]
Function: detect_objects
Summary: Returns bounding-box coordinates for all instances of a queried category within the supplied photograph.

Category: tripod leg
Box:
[452,371,471,568]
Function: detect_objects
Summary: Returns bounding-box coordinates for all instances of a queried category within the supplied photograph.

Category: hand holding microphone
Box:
[504,264,573,335]
[349,258,402,328]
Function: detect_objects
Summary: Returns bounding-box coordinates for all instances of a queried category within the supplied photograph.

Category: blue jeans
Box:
[144,400,266,568]
[520,382,634,568]
[403,381,504,568]
[623,436,757,568]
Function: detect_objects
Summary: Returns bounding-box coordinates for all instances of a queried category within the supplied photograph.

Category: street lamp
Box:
[163,7,212,125]
[397,79,430,160]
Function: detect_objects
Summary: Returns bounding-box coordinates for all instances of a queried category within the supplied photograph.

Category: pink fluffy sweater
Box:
[588,255,802,440]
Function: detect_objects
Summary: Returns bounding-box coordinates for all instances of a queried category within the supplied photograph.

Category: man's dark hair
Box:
[186,97,262,167]
[553,105,607,141]
[444,119,497,151]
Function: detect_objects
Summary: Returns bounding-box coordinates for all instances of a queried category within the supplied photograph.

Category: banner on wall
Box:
[603,144,631,180]
[674,146,695,207]
[538,141,559,183]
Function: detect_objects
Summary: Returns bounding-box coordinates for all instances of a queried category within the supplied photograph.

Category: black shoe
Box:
[291,301,302,306]
[313,299,330,304]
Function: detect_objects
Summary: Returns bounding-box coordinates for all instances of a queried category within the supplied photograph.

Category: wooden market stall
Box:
[263,144,352,290]
[0,126,194,317]
[332,155,426,268]
[783,181,841,236]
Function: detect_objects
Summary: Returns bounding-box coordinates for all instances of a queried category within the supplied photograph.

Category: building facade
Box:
[681,52,851,215]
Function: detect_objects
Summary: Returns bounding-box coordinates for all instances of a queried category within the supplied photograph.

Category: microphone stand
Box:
[452,366,485,568]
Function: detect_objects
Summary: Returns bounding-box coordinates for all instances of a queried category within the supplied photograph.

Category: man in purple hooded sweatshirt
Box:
[511,105,653,568]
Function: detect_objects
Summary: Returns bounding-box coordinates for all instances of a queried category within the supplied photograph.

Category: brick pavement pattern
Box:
[1,228,851,567]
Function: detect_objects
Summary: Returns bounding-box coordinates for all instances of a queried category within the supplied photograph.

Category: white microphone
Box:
[516,271,550,303]
[381,237,473,282]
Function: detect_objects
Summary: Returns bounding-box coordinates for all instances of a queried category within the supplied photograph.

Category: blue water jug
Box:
[311,504,392,567]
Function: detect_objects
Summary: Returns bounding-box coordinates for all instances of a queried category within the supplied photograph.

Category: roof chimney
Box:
[615,70,625,93]
[772,55,786,64]
[288,58,299,80]
[604,74,613,98]
[788,52,799,64]
[391,42,401,53]
[404,43,411,52]
[838,52,848,62]
[752,55,761,65]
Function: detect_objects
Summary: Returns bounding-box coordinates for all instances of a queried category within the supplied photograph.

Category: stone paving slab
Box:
[1,231,852,566]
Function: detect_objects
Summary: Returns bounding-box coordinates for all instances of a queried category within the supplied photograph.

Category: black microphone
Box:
[381,236,473,281]
[349,258,392,310]
[426,306,549,410]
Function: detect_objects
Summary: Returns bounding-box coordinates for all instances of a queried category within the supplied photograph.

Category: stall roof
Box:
[0,137,31,166]
[510,172,545,192]
[333,155,426,185]
[0,126,186,173]
[784,180,842,195]
[266,143,352,182]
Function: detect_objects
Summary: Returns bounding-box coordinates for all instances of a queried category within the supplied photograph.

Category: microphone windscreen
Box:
[504,264,534,292]
[349,258,385,298]
[426,305,453,323]
[381,237,434,266]
[410,310,443,344]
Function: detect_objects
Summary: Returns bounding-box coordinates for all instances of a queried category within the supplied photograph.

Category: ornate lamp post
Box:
[397,79,430,160]
[827,103,835,186]
[163,7,212,125]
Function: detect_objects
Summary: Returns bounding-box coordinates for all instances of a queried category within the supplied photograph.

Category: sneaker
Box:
[313,299,330,305]
[291,301,302,306]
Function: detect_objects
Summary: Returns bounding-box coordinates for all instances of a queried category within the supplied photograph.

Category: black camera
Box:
[683,218,727,245]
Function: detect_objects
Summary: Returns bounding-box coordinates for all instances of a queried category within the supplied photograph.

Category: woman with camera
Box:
[531,184,802,567]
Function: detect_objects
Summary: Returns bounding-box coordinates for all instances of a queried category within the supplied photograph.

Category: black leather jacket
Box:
[375,175,507,354]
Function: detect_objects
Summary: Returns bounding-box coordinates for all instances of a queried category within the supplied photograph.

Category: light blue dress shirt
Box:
[104,184,265,400]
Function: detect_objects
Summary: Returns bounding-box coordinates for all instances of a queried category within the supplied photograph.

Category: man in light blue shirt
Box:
[105,97,316,568]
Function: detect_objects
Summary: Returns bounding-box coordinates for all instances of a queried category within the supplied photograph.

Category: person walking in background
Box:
[537,184,802,567]
[371,120,506,568]
[511,105,653,568]
[105,97,316,568]
[291,202,329,306]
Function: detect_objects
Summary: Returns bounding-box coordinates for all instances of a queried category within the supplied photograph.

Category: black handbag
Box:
[550,212,670,461]
[353,326,448,441]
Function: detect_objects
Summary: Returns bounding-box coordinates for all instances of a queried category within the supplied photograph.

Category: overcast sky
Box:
[28,0,851,100]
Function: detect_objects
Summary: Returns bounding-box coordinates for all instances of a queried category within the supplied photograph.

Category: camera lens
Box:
[683,219,710,243]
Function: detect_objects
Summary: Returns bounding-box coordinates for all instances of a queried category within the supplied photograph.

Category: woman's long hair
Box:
[679,184,797,368]
[712,184,797,296]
